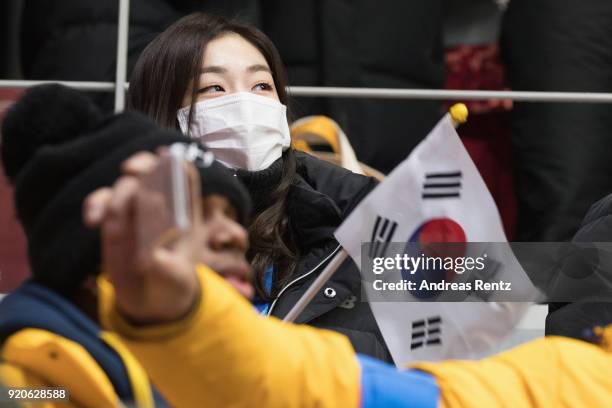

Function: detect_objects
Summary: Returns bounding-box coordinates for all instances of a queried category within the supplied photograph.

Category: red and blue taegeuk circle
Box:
[401,218,467,299]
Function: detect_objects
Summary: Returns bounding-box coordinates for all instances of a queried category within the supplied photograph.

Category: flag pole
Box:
[283,249,349,322]
[283,103,468,323]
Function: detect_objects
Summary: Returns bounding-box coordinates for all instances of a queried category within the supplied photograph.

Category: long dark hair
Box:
[129,13,298,300]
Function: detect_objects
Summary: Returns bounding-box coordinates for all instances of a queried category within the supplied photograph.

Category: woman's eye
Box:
[253,82,273,92]
[199,85,225,94]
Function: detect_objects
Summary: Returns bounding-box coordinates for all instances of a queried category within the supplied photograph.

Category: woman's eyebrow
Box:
[200,66,226,74]
[200,65,270,74]
[247,64,271,74]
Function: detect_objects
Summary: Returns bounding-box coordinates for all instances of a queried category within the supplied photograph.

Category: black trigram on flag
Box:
[369,216,398,258]
[422,171,462,199]
[411,316,442,350]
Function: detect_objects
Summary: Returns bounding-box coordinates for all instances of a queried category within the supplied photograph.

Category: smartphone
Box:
[135,143,195,253]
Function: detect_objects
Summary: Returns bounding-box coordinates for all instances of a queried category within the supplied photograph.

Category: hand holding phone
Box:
[93,146,204,325]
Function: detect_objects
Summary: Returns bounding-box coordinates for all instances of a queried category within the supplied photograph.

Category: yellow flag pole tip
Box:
[450,103,469,124]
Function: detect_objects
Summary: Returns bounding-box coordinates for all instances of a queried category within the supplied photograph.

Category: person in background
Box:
[128,13,392,361]
[501,0,612,339]
[0,84,255,407]
[501,0,612,242]
[545,193,612,339]
[89,148,612,408]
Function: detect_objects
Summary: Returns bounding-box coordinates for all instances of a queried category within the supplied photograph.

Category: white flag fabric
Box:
[334,114,539,366]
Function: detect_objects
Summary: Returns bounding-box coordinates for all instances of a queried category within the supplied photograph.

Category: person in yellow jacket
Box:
[0,84,256,407]
[86,149,612,408]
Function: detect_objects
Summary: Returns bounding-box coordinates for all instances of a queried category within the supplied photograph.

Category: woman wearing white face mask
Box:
[128,13,392,362]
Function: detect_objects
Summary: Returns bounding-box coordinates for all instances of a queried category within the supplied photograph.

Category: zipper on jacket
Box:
[267,245,342,317]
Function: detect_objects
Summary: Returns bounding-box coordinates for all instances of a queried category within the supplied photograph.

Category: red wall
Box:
[0,88,29,292]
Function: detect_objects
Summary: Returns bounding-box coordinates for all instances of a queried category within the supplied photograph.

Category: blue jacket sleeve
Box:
[358,354,439,408]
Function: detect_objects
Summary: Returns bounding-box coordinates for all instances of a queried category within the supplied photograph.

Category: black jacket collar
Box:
[237,153,344,253]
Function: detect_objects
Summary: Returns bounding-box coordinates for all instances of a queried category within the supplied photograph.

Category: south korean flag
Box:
[335,113,539,365]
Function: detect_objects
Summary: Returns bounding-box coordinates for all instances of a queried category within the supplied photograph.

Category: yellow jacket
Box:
[413,330,612,407]
[0,280,158,408]
[102,264,361,408]
[0,330,158,408]
[103,264,612,408]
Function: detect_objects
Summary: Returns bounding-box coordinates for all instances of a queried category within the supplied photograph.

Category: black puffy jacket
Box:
[546,193,612,339]
[239,151,392,362]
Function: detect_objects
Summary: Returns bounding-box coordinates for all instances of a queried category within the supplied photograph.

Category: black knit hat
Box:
[196,162,251,226]
[0,84,192,295]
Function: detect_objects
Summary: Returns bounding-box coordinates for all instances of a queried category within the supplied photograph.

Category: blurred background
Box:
[2,0,612,293]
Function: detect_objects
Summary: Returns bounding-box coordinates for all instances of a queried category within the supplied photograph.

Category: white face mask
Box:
[177,92,291,171]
